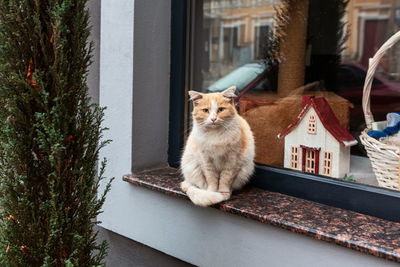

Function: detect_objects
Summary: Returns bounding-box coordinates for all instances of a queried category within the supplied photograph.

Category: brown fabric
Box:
[240,90,351,166]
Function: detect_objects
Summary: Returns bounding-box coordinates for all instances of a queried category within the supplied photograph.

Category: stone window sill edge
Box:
[123,167,400,263]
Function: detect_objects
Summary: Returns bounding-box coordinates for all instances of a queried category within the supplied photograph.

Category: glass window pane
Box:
[189,0,400,190]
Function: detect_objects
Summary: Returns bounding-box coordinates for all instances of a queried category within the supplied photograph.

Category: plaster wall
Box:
[98,0,135,232]
[98,0,172,234]
[131,0,171,172]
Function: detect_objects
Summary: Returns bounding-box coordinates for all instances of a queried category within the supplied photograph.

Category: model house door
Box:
[302,147,320,174]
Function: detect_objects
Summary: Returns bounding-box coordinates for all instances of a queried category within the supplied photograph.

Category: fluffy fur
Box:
[180,86,255,207]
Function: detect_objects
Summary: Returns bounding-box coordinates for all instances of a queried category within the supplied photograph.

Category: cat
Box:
[180,86,255,207]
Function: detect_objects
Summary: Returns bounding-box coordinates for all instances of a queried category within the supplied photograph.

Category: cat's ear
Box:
[222,86,237,100]
[188,90,203,104]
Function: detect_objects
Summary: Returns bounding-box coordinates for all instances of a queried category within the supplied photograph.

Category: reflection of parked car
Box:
[207,62,277,95]
[337,63,400,129]
[207,62,400,131]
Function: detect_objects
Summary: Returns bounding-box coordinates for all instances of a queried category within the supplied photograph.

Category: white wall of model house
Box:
[283,107,351,178]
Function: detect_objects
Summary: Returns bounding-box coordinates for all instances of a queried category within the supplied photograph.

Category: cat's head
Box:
[189,86,237,129]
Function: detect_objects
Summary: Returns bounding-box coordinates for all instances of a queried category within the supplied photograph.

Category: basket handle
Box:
[362,31,400,129]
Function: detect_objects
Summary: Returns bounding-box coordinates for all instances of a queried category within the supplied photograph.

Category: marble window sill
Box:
[123,167,400,263]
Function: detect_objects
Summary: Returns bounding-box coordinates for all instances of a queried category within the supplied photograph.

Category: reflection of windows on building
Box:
[290,146,300,170]
[344,1,400,79]
[201,0,278,88]
[360,18,388,68]
[223,26,239,64]
[254,24,271,60]
[308,114,316,134]
[253,0,271,7]
[322,151,333,176]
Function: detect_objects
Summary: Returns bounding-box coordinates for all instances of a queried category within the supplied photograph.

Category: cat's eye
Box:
[203,108,209,113]
[218,107,225,113]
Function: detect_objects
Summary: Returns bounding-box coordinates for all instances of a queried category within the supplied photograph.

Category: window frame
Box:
[168,0,400,222]
[290,146,300,170]
[168,0,188,167]
[307,114,317,134]
[322,151,333,177]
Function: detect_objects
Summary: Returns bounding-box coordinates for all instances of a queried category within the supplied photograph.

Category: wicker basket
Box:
[359,31,400,190]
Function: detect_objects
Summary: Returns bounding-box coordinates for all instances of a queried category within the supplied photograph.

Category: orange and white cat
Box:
[180,86,255,207]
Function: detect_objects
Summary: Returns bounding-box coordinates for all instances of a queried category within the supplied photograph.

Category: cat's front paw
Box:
[207,183,218,192]
[218,184,231,194]
[180,181,191,193]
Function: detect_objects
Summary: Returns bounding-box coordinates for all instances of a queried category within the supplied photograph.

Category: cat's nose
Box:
[211,118,217,123]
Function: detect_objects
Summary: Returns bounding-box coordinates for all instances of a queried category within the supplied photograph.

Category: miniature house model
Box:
[278,95,357,178]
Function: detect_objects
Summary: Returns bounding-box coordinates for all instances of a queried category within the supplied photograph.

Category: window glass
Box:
[190,0,400,189]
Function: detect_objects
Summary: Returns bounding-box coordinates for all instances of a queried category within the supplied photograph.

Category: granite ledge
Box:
[123,167,400,263]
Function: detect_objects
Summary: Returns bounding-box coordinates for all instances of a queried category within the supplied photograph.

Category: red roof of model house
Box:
[278,95,358,147]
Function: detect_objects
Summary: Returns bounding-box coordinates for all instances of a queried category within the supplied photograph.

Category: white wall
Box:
[98,0,134,231]
[98,0,172,231]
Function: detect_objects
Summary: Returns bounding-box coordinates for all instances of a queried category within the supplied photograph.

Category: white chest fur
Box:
[193,119,241,171]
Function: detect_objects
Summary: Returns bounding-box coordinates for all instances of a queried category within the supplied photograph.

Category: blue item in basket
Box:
[368,130,390,139]
[368,112,400,139]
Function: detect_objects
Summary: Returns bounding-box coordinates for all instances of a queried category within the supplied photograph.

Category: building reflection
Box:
[195,0,400,91]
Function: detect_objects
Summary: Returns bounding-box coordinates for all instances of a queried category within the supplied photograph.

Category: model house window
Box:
[308,114,316,134]
[290,146,299,170]
[322,151,333,176]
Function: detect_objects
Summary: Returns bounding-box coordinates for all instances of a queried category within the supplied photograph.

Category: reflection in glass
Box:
[190,0,400,188]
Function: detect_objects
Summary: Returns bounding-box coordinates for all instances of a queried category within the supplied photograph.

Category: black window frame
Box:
[168,0,400,222]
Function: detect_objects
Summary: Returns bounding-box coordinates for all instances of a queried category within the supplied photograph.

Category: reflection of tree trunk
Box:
[277,0,309,96]
[193,0,205,91]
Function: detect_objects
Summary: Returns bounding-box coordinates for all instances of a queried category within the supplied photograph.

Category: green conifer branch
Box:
[0,1,112,266]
